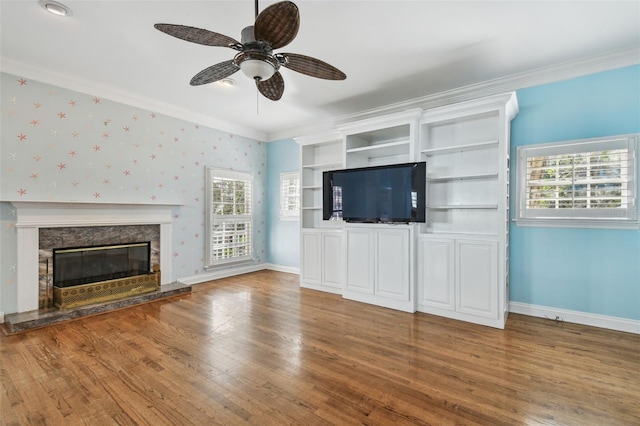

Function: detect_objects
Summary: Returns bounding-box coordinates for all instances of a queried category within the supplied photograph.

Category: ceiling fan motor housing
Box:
[236,25,279,81]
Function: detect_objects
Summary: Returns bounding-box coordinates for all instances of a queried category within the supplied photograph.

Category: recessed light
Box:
[39,0,73,17]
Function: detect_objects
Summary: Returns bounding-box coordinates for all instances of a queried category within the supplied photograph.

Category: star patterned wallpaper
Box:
[0,72,267,314]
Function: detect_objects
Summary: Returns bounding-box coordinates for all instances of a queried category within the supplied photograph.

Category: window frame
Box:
[279,171,300,221]
[205,166,254,268]
[514,134,639,229]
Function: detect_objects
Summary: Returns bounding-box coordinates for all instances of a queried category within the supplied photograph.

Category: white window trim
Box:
[514,134,639,230]
[204,166,254,268]
[279,171,300,221]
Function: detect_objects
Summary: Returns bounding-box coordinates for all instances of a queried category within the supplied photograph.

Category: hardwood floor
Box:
[1,270,638,425]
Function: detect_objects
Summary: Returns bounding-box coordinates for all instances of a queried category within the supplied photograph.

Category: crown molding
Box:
[269,47,640,141]
[3,47,638,144]
[0,58,267,141]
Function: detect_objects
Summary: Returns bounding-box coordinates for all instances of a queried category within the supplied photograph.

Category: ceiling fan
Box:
[154,0,346,101]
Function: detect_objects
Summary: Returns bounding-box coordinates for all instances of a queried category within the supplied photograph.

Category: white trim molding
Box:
[1,59,267,142]
[178,264,266,285]
[264,263,300,275]
[270,47,640,141]
[509,301,640,334]
[178,263,300,286]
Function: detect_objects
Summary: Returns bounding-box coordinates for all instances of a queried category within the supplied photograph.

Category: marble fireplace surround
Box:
[11,201,177,314]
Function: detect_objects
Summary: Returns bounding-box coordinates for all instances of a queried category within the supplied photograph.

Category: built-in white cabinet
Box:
[297,131,344,230]
[300,229,343,294]
[418,236,499,327]
[340,109,421,168]
[296,131,345,294]
[295,93,518,329]
[417,93,518,329]
[344,225,414,312]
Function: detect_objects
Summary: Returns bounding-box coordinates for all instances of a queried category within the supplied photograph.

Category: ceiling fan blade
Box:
[154,24,240,48]
[256,72,285,101]
[254,1,299,49]
[280,53,346,80]
[190,60,240,86]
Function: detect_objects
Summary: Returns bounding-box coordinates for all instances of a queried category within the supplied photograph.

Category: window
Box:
[205,167,253,267]
[331,184,343,220]
[279,171,300,220]
[515,134,638,229]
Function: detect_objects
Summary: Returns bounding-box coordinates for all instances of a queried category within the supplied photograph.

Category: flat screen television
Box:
[323,162,426,223]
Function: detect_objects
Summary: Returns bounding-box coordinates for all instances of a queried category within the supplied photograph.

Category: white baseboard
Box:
[509,302,640,334]
[176,263,299,286]
[177,264,267,285]
[263,263,300,275]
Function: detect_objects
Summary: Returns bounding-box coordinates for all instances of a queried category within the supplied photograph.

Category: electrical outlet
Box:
[545,314,564,323]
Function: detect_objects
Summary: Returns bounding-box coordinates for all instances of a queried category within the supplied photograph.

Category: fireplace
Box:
[49,241,160,309]
[11,201,177,314]
[54,242,151,288]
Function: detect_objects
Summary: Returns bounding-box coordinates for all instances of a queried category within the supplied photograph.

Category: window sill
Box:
[513,218,640,230]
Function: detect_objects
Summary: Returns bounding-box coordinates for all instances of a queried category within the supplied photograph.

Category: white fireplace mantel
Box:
[10,201,180,313]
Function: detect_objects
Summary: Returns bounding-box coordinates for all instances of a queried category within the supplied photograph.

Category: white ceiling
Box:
[1,1,639,141]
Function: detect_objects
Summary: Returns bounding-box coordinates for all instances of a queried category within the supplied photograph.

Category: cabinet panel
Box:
[322,233,343,289]
[301,232,321,285]
[456,239,498,318]
[376,229,410,300]
[418,238,454,310]
[345,229,374,294]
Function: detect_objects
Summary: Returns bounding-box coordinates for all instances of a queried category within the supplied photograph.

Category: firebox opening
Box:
[53,242,151,288]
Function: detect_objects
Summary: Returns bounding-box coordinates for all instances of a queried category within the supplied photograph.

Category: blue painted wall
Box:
[266,139,300,268]
[510,65,640,320]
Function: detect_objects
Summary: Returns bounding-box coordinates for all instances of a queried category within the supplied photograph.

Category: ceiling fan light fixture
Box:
[39,0,73,17]
[239,59,275,81]
[235,51,279,82]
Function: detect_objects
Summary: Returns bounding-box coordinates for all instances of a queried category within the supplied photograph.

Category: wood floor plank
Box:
[1,270,639,425]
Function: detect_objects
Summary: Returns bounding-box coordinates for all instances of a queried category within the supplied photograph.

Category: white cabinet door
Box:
[301,231,321,286]
[345,228,374,294]
[418,237,455,311]
[376,229,410,301]
[456,239,498,319]
[322,232,343,289]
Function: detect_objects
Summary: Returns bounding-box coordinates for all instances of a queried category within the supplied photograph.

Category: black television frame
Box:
[323,161,426,224]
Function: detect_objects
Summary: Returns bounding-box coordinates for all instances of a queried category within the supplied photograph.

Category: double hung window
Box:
[205,167,253,267]
[279,171,300,220]
[515,134,638,228]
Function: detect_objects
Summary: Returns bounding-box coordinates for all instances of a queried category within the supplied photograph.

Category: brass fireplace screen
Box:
[52,242,159,309]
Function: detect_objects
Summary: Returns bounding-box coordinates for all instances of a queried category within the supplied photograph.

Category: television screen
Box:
[323,162,426,223]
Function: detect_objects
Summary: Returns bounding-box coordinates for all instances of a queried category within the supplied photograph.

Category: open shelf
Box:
[346,140,411,158]
[302,185,322,190]
[426,173,498,182]
[302,161,343,170]
[421,140,499,156]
